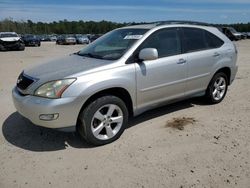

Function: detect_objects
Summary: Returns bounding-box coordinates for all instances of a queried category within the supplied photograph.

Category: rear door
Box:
[181,27,224,95]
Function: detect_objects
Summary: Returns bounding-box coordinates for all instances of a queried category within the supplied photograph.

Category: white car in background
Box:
[0,32,25,51]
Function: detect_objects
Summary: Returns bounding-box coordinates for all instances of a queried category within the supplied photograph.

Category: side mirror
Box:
[139,48,158,61]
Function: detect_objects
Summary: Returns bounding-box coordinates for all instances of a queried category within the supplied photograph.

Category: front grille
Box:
[16,72,35,90]
[2,40,19,44]
[2,40,19,47]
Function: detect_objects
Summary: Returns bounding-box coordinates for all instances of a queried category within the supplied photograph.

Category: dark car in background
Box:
[89,34,102,43]
[247,32,250,39]
[222,27,242,41]
[22,34,41,47]
[56,35,76,45]
[0,32,25,51]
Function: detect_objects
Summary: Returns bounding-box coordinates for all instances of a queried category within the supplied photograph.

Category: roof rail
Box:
[126,22,156,26]
[155,20,212,27]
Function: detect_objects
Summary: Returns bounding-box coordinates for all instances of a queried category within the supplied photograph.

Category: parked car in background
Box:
[75,35,90,44]
[240,32,248,39]
[89,34,101,42]
[49,35,57,41]
[222,27,242,41]
[247,32,250,39]
[12,21,238,145]
[0,32,25,51]
[56,35,76,45]
[39,35,51,41]
[56,35,64,44]
[22,34,41,47]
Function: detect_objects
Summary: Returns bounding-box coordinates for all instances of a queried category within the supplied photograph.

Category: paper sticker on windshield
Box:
[124,35,143,40]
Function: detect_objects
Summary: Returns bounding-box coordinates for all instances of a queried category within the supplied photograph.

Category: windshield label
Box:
[124,35,143,40]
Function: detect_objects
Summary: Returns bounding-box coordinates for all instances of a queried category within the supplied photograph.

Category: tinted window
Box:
[140,28,181,58]
[205,31,224,48]
[182,28,207,53]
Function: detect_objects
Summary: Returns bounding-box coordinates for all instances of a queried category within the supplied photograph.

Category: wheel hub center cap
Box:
[103,116,112,125]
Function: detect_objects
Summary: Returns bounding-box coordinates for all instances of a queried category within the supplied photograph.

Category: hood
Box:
[0,37,20,42]
[21,54,114,94]
[24,54,112,82]
[233,33,242,36]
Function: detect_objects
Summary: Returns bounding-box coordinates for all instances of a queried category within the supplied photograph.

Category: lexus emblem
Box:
[17,78,22,84]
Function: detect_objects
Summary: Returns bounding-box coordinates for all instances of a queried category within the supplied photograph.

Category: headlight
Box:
[34,78,76,98]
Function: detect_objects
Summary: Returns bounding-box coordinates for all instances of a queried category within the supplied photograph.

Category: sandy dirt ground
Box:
[0,41,249,188]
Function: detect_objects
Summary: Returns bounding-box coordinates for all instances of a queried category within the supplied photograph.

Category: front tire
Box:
[18,43,25,51]
[205,72,228,104]
[77,96,128,146]
[0,44,5,51]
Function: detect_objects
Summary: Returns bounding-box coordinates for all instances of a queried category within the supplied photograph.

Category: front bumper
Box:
[12,87,83,129]
[1,41,22,50]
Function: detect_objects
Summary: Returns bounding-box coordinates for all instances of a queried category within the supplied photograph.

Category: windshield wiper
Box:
[78,52,103,59]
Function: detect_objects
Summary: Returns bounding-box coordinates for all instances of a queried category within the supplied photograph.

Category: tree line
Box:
[222,23,250,33]
[0,18,126,34]
[0,18,249,35]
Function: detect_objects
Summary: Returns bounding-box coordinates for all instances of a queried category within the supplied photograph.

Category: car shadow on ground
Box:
[2,112,90,151]
[128,98,205,128]
[2,97,206,152]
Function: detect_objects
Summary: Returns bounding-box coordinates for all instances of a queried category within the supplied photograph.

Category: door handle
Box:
[177,58,187,64]
[213,52,220,57]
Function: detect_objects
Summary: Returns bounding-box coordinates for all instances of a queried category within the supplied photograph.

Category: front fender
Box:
[62,63,137,111]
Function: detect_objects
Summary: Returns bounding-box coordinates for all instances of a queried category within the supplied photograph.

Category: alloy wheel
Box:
[91,104,123,140]
[212,76,226,101]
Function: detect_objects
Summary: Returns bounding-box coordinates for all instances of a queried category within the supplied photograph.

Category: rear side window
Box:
[182,27,224,53]
[140,28,181,58]
[182,28,207,53]
[205,31,224,48]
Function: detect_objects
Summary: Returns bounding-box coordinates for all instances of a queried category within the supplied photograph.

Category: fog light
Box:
[39,113,59,121]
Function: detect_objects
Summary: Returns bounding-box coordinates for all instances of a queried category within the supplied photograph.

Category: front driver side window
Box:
[139,28,181,58]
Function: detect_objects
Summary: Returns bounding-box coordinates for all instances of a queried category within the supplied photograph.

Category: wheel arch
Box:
[213,67,231,85]
[77,87,134,120]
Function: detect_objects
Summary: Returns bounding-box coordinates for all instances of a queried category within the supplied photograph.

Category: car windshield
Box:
[0,33,18,38]
[78,28,148,60]
[229,27,237,33]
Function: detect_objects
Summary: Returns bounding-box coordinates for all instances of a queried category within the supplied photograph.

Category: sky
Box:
[0,0,250,24]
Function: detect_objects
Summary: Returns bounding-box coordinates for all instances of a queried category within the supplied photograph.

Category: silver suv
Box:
[12,21,238,145]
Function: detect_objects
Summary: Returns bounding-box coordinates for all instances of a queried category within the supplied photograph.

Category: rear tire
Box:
[205,72,228,104]
[77,96,128,146]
